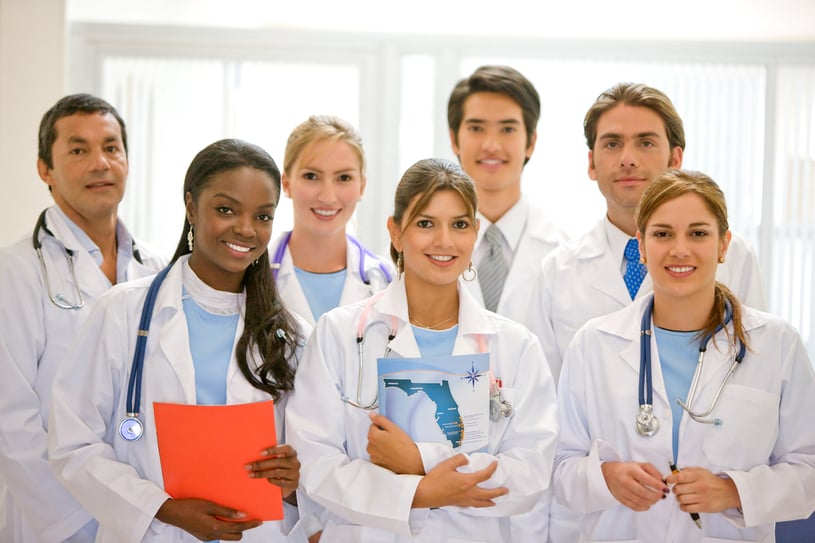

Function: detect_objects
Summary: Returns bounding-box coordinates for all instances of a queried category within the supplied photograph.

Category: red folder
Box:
[153,400,283,520]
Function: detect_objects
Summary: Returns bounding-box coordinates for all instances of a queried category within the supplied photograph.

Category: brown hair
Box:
[584,82,685,152]
[447,65,539,161]
[635,169,749,351]
[390,158,478,272]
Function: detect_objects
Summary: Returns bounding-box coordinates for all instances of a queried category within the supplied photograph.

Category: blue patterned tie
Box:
[623,238,647,300]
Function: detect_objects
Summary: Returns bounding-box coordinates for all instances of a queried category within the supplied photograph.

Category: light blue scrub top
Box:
[654,327,697,463]
[412,325,458,358]
[294,267,347,322]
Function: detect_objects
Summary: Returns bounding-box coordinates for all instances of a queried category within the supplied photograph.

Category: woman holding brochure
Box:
[286,158,559,542]
[553,170,815,541]
[49,139,309,542]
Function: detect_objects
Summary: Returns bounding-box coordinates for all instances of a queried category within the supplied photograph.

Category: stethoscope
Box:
[118,260,305,442]
[119,263,172,441]
[343,293,513,422]
[270,230,393,285]
[636,296,747,437]
[32,208,143,310]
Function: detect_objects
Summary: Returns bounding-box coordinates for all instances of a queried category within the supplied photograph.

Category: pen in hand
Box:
[669,462,702,529]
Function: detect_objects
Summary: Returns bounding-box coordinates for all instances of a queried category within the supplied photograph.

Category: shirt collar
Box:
[52,205,136,281]
[603,215,635,268]
[476,196,528,253]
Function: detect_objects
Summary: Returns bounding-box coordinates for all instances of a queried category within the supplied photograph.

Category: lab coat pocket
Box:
[701,384,779,469]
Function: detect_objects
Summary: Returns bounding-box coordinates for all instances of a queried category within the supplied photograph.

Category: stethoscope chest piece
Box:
[119,416,144,441]
[636,404,659,437]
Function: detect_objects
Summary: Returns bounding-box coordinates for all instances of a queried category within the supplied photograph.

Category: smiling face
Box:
[450,92,535,200]
[388,189,478,292]
[589,104,682,231]
[282,138,365,240]
[37,112,128,227]
[186,166,277,292]
[637,192,731,306]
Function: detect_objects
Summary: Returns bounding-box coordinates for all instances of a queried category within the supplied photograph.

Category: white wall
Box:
[0,0,66,246]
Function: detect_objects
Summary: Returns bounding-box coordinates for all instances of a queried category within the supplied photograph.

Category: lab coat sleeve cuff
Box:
[408,506,431,535]
[416,442,456,474]
[588,439,623,510]
[720,470,749,528]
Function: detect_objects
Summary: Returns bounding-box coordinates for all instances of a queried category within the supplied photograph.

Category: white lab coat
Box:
[285,278,559,542]
[48,257,310,543]
[527,219,767,385]
[462,200,565,327]
[0,206,165,543]
[554,296,815,542]
[270,232,394,326]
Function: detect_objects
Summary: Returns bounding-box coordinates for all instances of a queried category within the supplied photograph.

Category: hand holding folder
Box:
[154,400,284,521]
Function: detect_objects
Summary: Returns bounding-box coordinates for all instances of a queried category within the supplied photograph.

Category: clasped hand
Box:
[367,413,508,509]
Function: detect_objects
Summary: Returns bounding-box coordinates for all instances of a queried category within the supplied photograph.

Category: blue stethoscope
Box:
[119,263,172,441]
[33,208,143,310]
[270,230,392,285]
[636,296,747,437]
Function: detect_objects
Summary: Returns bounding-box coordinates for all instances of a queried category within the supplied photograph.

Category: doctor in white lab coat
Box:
[274,115,393,326]
[0,94,166,543]
[553,170,815,542]
[270,231,393,326]
[462,197,565,325]
[286,158,558,542]
[528,220,765,385]
[49,139,310,543]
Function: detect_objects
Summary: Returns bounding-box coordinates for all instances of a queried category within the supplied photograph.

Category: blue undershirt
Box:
[183,290,239,406]
[654,327,698,463]
[412,325,458,358]
[294,266,347,322]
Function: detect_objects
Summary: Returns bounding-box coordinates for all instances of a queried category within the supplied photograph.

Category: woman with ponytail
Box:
[553,169,815,542]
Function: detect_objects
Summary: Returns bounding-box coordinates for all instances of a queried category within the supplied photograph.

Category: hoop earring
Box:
[396,252,403,279]
[187,224,194,251]
[462,262,477,282]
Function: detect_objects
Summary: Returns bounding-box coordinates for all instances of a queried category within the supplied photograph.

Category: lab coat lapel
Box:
[155,263,197,404]
[579,222,633,307]
[372,279,414,357]
[453,283,497,355]
[45,207,110,300]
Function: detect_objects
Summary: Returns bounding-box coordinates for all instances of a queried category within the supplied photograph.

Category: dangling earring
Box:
[187,224,194,251]
[462,262,477,282]
[253,258,260,266]
[396,252,403,279]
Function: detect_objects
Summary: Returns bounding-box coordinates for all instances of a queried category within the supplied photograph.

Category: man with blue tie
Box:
[527,82,767,543]
[527,82,765,386]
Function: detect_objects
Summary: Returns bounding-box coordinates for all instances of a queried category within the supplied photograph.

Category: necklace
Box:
[409,314,457,330]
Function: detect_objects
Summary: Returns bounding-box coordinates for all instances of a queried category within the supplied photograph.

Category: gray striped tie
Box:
[479,224,508,312]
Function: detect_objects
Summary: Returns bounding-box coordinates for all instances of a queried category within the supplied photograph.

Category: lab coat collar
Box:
[42,206,111,299]
[152,257,250,404]
[373,277,497,357]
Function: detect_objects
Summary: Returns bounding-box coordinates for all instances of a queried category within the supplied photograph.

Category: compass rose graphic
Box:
[463,362,483,391]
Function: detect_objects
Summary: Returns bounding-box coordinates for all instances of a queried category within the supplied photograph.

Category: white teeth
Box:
[313,209,339,216]
[226,242,251,253]
[429,255,453,262]
[668,266,694,273]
